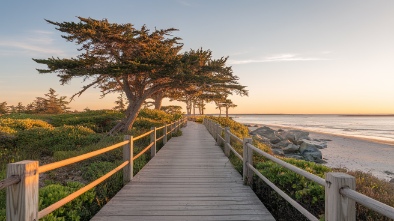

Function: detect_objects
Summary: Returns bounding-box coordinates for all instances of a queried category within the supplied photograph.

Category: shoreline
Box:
[247,123,394,181]
[245,123,394,146]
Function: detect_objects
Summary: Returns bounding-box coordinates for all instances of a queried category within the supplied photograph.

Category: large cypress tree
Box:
[34,17,246,133]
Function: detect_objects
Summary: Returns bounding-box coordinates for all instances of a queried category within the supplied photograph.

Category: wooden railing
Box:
[2,117,187,221]
[203,118,394,221]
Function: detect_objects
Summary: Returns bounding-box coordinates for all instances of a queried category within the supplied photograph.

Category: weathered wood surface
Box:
[92,121,275,221]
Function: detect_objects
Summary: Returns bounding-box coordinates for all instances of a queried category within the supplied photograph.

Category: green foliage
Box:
[49,110,124,132]
[16,125,101,154]
[39,182,95,221]
[206,116,249,138]
[0,109,182,220]
[0,118,52,131]
[344,170,394,221]
[138,109,179,123]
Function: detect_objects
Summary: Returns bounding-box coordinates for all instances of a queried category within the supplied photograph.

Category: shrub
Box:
[39,182,95,221]
[138,108,179,123]
[49,110,123,132]
[0,118,52,131]
[206,116,249,138]
[17,125,101,154]
[82,161,123,214]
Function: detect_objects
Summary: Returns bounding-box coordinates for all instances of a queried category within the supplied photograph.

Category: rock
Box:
[285,154,304,160]
[300,139,327,149]
[272,140,292,149]
[285,130,310,144]
[254,124,259,127]
[270,138,282,144]
[278,129,284,132]
[390,178,394,184]
[253,134,270,144]
[303,151,323,162]
[299,141,323,162]
[282,143,299,153]
[272,148,284,156]
[250,126,281,142]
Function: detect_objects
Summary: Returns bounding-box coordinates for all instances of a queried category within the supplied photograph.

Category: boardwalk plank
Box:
[91,121,275,221]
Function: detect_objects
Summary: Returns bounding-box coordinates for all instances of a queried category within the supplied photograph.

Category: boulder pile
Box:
[250,126,329,163]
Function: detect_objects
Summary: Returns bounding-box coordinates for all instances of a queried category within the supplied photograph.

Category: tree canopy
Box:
[33,17,247,133]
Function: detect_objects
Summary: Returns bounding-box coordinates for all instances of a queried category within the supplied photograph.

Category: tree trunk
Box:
[226,107,229,118]
[186,100,192,115]
[219,107,222,117]
[192,101,195,116]
[108,99,144,135]
[152,91,164,110]
[154,98,162,110]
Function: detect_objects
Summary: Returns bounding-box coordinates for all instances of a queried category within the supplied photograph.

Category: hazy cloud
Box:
[177,0,193,7]
[0,30,65,56]
[228,53,329,65]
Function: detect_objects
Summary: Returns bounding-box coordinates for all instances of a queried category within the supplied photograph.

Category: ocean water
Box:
[230,114,394,145]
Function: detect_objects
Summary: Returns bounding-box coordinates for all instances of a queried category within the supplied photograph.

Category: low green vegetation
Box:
[207,116,394,221]
[0,109,182,220]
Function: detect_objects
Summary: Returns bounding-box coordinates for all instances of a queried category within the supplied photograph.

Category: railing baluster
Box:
[224,127,230,157]
[242,138,253,185]
[123,135,133,183]
[7,160,39,221]
[325,172,356,221]
[151,127,157,158]
[163,124,168,144]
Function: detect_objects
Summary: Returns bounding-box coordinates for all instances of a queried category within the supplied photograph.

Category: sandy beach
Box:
[248,125,394,181]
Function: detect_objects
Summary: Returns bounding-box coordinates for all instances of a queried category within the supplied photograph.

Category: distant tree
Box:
[16,102,25,113]
[42,88,69,114]
[32,97,46,113]
[113,93,128,112]
[0,102,8,114]
[161,105,182,115]
[25,102,36,114]
[220,99,237,118]
[8,105,17,114]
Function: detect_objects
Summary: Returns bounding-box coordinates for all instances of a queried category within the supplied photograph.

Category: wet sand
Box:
[248,125,394,181]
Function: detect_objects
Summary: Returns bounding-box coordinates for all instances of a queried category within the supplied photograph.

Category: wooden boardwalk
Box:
[92,121,275,221]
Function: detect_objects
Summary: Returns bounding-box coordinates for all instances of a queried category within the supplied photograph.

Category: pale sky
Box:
[1,0,393,114]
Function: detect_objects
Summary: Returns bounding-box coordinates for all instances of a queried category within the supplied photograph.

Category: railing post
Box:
[224,127,230,157]
[6,160,39,221]
[163,124,168,144]
[217,126,222,146]
[151,127,157,158]
[242,138,253,186]
[325,172,356,221]
[123,135,133,183]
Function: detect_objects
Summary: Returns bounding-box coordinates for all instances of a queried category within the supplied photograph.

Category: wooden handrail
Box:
[38,161,129,219]
[228,143,243,161]
[38,140,129,174]
[133,130,154,141]
[156,134,165,142]
[247,163,319,221]
[229,132,243,143]
[203,118,394,220]
[0,175,20,190]
[340,187,394,219]
[133,142,154,160]
[156,125,166,130]
[246,143,326,186]
[6,118,186,220]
